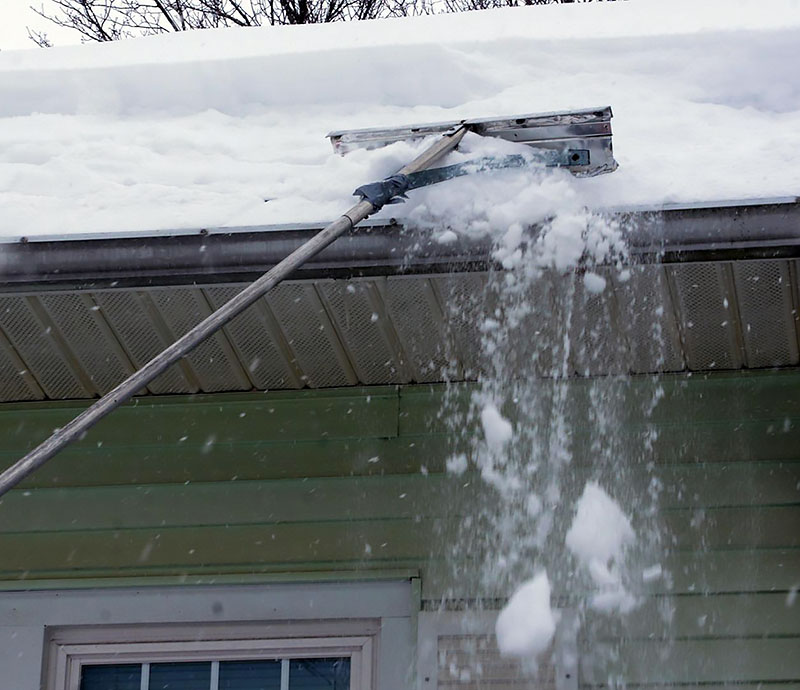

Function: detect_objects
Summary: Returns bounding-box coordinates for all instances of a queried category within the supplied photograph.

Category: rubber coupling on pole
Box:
[353,174,411,210]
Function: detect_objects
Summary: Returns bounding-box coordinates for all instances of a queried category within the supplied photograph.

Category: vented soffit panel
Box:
[0,261,798,402]
[0,198,798,402]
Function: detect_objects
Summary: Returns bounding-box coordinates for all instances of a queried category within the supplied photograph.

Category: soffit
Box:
[0,198,798,402]
[0,258,798,403]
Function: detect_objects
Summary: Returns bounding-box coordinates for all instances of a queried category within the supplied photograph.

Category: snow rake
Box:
[0,106,617,497]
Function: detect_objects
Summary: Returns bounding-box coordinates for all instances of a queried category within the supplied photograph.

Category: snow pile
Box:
[1,0,799,239]
[495,572,557,661]
[566,482,637,613]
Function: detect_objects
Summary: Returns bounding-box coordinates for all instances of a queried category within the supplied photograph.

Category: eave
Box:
[0,197,797,291]
[0,197,798,403]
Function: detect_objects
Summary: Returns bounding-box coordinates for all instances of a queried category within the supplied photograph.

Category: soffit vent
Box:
[732,260,800,368]
[418,610,577,690]
[0,260,797,402]
[438,633,556,689]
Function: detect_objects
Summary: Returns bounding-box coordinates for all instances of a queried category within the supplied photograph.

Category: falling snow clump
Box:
[565,482,638,613]
[481,403,514,450]
[496,572,557,661]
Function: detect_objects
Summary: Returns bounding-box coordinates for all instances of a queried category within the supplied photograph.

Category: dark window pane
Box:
[219,660,282,690]
[80,664,141,690]
[149,662,211,690]
[289,658,350,690]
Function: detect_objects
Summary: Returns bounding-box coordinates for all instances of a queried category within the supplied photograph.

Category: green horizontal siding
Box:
[580,639,800,684]
[422,549,800,599]
[398,374,800,433]
[600,593,799,638]
[0,374,798,587]
[0,371,798,688]
[0,386,399,454]
[1,508,797,573]
[0,437,439,489]
[6,427,797,491]
[2,427,796,495]
[3,463,798,533]
[3,376,798,490]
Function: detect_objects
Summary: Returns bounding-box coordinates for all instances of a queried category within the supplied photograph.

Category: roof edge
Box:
[1,197,798,292]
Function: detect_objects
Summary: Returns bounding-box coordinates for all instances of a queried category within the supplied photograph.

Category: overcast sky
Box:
[1,0,82,50]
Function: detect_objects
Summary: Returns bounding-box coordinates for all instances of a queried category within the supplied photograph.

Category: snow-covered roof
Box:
[1,0,799,241]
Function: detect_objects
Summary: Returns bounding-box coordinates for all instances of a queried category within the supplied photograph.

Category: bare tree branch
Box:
[29,0,608,46]
[27,27,53,47]
[153,0,182,30]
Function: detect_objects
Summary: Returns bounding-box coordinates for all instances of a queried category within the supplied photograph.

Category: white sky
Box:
[0,0,82,50]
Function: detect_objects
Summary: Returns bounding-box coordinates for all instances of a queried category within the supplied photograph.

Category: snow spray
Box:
[426,192,674,685]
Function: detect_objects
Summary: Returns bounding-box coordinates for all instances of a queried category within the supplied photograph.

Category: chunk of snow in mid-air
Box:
[481,404,514,450]
[642,563,663,582]
[566,482,634,563]
[436,229,458,244]
[1,0,799,239]
[566,482,637,613]
[495,572,557,660]
[536,212,588,272]
[590,588,638,614]
[493,222,526,269]
[525,493,543,518]
[446,453,468,475]
[583,272,607,294]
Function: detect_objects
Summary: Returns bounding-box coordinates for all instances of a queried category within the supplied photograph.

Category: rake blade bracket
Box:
[329,106,618,177]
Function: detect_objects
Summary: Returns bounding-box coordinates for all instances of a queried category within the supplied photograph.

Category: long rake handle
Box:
[0,125,468,498]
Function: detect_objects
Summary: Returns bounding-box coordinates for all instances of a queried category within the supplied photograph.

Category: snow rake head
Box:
[328,106,618,178]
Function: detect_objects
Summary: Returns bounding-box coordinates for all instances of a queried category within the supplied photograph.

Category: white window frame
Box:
[416,609,578,690]
[47,621,374,690]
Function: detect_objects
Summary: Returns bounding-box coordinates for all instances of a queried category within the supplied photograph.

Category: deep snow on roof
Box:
[0,0,799,240]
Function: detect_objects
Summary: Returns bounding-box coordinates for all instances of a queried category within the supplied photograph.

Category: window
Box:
[79,657,350,689]
[47,622,373,690]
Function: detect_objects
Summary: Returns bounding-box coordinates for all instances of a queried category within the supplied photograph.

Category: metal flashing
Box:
[0,198,798,291]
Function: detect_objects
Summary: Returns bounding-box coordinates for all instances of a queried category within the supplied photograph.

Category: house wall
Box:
[0,372,798,688]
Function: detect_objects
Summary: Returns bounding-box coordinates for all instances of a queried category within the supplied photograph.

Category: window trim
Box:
[48,623,374,690]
